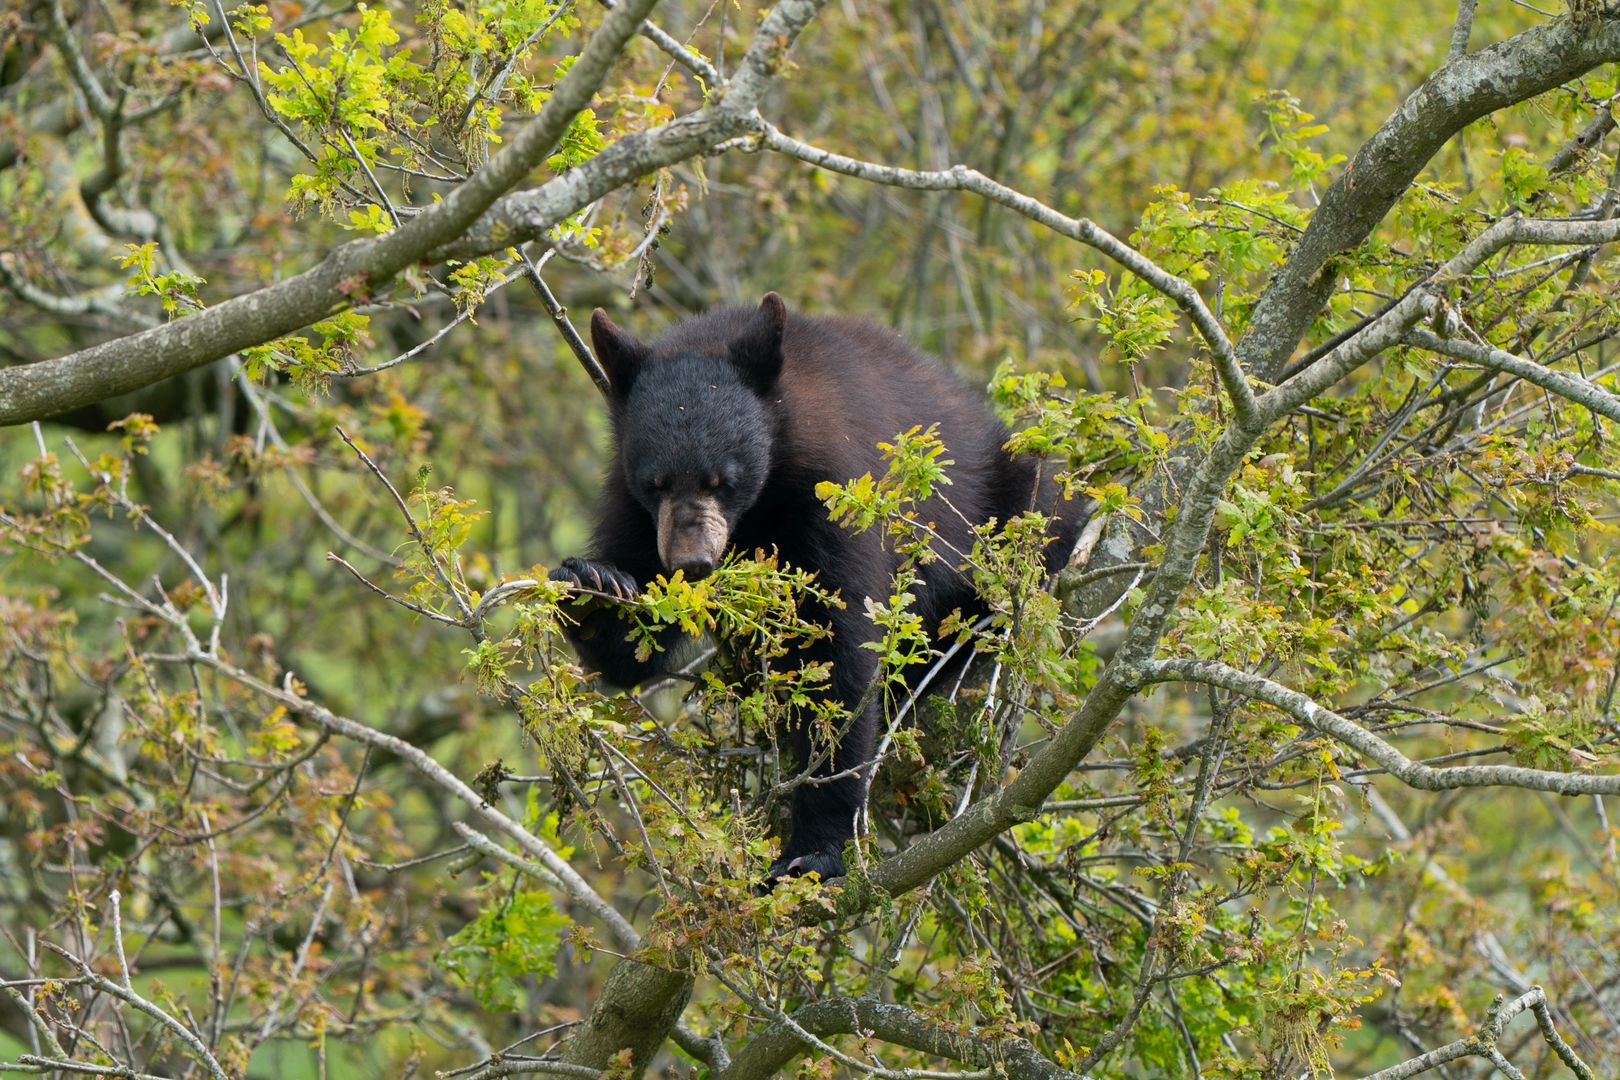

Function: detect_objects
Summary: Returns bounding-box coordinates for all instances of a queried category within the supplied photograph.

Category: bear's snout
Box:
[656,494,728,581]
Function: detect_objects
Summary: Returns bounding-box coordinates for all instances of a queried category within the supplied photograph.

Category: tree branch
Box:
[1404,328,1620,424]
[189,653,642,953]
[0,0,839,427]
[554,960,693,1078]
[716,997,1090,1080]
[837,208,1620,916]
[1260,214,1620,422]
[1447,0,1478,63]
[847,402,1258,908]
[0,254,155,328]
[1357,986,1595,1080]
[38,936,230,1080]
[1240,12,1620,385]
[0,0,665,426]
[439,0,828,260]
[749,118,1256,429]
[1144,658,1620,797]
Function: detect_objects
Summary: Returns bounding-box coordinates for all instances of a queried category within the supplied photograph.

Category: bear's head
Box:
[590,293,786,581]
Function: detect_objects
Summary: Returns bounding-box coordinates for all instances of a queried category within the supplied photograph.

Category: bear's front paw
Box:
[764,846,847,889]
[550,558,640,602]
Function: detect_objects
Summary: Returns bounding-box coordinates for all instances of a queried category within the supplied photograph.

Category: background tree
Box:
[3,1,1620,1078]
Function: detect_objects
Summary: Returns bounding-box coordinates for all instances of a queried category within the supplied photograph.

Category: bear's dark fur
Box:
[552,293,1081,882]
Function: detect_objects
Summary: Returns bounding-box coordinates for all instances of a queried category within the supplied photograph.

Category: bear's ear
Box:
[730,292,787,394]
[591,309,649,398]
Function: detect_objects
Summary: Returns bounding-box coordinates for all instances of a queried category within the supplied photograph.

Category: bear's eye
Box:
[704,473,721,491]
[652,475,668,492]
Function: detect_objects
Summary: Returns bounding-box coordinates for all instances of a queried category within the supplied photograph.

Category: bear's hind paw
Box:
[764,848,846,889]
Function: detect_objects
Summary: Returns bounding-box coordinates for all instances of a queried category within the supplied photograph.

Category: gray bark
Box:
[0,0,813,426]
[716,997,1091,1080]
[555,961,694,1078]
[1241,14,1620,386]
[0,0,663,423]
[1147,658,1620,796]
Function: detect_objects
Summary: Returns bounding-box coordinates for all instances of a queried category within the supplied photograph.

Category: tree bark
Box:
[557,961,694,1078]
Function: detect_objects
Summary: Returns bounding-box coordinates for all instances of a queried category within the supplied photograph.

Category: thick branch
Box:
[555,961,694,1079]
[441,1,828,259]
[0,0,841,427]
[0,0,664,426]
[1145,658,1620,796]
[843,374,1270,907]
[1241,12,1620,384]
[1405,328,1620,424]
[717,998,1089,1080]
[842,210,1620,912]
[815,91,1620,919]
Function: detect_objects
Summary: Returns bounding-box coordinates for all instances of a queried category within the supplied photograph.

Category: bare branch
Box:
[602,0,721,87]
[519,248,611,397]
[1144,658,1620,797]
[1447,0,1478,62]
[38,938,230,1080]
[1404,328,1620,424]
[450,821,568,892]
[1547,108,1617,176]
[325,552,465,627]
[0,254,155,328]
[9,1057,175,1079]
[334,425,476,625]
[1357,986,1595,1080]
[1262,214,1620,419]
[435,1059,604,1079]
[188,653,642,953]
[749,119,1256,428]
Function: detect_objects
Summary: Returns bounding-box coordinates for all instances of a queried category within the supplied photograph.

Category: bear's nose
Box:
[675,556,715,581]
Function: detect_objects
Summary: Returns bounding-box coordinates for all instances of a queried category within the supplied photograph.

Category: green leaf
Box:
[441,889,572,1012]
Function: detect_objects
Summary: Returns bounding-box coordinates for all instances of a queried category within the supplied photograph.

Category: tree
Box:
[2,0,1619,1077]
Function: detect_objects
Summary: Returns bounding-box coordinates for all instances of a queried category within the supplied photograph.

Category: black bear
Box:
[551,293,1080,882]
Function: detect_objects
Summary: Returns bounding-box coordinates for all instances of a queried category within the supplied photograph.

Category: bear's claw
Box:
[764,847,847,888]
[551,558,639,601]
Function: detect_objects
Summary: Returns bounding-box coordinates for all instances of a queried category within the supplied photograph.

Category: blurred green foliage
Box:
[2,0,1619,1077]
